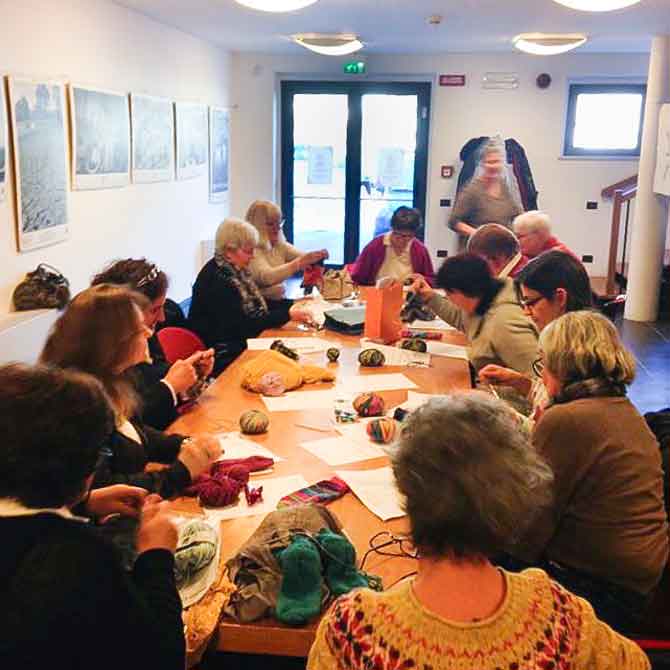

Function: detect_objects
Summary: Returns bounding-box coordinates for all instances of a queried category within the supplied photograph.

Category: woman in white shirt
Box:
[246,200,328,302]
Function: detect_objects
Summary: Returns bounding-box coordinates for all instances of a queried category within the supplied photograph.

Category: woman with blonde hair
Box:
[506,310,668,632]
[41,284,219,498]
[246,200,328,301]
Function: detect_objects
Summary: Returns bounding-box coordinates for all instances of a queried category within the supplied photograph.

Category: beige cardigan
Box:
[249,241,302,301]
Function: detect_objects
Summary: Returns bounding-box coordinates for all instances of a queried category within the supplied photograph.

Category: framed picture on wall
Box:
[70,85,131,190]
[0,77,7,203]
[130,93,175,184]
[8,76,69,252]
[175,101,208,180]
[209,106,229,203]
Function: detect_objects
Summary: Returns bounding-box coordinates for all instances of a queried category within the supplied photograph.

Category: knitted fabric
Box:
[241,349,335,393]
[212,257,268,318]
[277,476,350,508]
[307,569,650,670]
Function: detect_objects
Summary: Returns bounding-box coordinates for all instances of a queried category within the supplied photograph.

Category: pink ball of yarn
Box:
[259,372,285,396]
[196,477,244,507]
[226,464,251,485]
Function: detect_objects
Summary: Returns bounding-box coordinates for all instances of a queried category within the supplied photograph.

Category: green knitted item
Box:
[317,528,369,596]
[276,535,323,625]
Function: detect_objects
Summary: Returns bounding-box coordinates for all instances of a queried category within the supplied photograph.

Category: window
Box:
[563,83,646,157]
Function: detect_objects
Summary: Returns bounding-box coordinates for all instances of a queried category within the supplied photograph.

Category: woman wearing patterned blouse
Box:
[308,393,649,670]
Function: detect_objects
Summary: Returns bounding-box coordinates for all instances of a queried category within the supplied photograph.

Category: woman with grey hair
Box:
[189,218,313,374]
[506,310,668,633]
[308,393,648,670]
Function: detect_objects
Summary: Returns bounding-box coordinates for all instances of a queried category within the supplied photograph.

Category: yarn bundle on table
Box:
[239,409,270,435]
[367,417,397,444]
[353,392,385,418]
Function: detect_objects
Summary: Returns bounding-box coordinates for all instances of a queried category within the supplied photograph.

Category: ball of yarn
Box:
[326,347,341,363]
[367,417,397,444]
[239,409,269,435]
[353,392,385,417]
[401,338,427,353]
[258,372,285,397]
[358,348,385,367]
[270,339,299,361]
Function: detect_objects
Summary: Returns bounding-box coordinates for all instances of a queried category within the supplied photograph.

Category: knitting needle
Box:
[294,422,334,433]
[487,384,501,400]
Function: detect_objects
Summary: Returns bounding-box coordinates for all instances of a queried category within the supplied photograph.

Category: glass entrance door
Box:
[281,81,430,266]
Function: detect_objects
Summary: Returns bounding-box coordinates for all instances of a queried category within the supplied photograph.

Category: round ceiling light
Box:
[513,33,588,55]
[552,0,640,10]
[291,33,364,56]
[234,0,318,12]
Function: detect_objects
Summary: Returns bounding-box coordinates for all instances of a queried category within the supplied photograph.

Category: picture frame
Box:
[209,106,229,203]
[0,77,8,204]
[130,93,175,184]
[175,101,208,180]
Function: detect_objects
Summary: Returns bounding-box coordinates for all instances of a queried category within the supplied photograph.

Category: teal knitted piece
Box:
[317,528,369,596]
[276,535,323,625]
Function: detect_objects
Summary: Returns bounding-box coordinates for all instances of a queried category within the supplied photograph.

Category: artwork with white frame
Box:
[131,93,175,183]
[654,104,670,197]
[175,101,208,180]
[8,76,69,251]
[0,78,7,203]
[70,85,131,190]
[209,106,229,202]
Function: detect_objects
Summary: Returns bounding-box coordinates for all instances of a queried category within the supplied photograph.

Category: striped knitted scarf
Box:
[214,255,268,318]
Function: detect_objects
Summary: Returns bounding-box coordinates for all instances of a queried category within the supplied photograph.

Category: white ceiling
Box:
[113,0,670,54]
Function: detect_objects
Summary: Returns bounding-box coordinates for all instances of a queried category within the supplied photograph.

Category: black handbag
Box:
[12,263,71,311]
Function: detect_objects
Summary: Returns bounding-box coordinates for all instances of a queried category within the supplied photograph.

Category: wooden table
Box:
[170,327,470,658]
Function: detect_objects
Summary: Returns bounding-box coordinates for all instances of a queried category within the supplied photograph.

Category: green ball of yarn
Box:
[358,348,385,367]
[239,409,270,435]
[401,338,427,353]
[367,417,397,444]
[326,347,341,363]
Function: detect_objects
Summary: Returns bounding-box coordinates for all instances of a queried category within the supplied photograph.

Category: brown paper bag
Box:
[363,282,403,343]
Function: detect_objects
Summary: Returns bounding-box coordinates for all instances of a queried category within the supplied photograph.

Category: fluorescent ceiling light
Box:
[234,0,318,11]
[513,33,587,55]
[552,0,640,10]
[291,33,364,56]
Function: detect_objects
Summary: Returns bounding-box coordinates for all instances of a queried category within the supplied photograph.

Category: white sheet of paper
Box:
[203,474,308,522]
[336,373,418,393]
[425,341,469,360]
[262,389,338,412]
[400,391,444,412]
[300,435,384,466]
[246,337,330,354]
[217,432,284,462]
[360,339,430,367]
[334,467,405,521]
[408,317,456,332]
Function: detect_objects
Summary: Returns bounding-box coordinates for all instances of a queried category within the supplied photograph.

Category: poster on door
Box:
[654,104,670,197]
[307,146,333,185]
[377,148,404,188]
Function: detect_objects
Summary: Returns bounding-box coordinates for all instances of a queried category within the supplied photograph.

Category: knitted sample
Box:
[353,392,385,418]
[277,476,350,508]
[307,569,650,670]
[258,372,286,396]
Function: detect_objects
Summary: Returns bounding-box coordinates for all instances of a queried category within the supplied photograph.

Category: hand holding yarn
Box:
[136,499,178,555]
[178,436,219,480]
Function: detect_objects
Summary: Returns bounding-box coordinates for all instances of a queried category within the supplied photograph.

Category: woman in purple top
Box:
[349,207,435,286]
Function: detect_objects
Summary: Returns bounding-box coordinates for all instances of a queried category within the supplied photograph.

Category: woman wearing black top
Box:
[189,218,315,374]
[0,363,185,670]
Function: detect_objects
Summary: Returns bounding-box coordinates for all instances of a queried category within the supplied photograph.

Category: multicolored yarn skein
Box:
[326,347,341,363]
[400,338,428,353]
[366,417,397,444]
[270,339,299,361]
[239,409,270,434]
[358,348,385,367]
[352,392,385,418]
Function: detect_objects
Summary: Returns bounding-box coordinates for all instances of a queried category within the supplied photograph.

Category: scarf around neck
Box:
[214,254,268,318]
[550,377,627,407]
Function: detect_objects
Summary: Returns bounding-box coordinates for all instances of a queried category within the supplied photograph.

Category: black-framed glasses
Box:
[520,294,546,309]
[360,531,417,570]
[136,264,160,289]
[532,357,545,377]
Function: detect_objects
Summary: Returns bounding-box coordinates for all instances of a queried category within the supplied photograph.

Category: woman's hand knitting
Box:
[86,484,148,519]
[136,498,178,555]
[178,434,220,480]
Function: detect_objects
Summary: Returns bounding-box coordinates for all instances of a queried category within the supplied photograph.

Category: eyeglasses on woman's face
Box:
[520,294,546,310]
[265,219,284,230]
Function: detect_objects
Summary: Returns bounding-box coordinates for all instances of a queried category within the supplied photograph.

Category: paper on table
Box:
[217,432,284,463]
[203,474,308,522]
[335,373,418,393]
[408,317,456,332]
[334,467,405,521]
[262,389,338,412]
[400,390,444,412]
[300,435,384,466]
[360,339,430,368]
[246,337,330,354]
[425,341,469,360]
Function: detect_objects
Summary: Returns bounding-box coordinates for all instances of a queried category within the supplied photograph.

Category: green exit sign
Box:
[344,61,366,75]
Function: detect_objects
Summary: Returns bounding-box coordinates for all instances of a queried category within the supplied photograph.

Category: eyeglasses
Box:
[532,357,545,377]
[136,264,160,289]
[520,294,546,309]
[265,219,285,230]
[360,531,417,570]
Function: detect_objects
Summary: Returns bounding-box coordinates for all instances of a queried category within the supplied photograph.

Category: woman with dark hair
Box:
[92,258,214,429]
[0,363,185,670]
[40,284,218,498]
[410,253,537,376]
[349,206,435,286]
[308,393,648,670]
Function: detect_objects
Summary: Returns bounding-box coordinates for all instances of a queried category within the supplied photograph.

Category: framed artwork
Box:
[8,76,69,251]
[130,93,175,183]
[70,85,130,190]
[209,106,229,203]
[0,78,7,203]
[175,101,208,180]
[654,104,670,197]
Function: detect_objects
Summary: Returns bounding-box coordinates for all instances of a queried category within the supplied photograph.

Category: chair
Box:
[156,326,205,364]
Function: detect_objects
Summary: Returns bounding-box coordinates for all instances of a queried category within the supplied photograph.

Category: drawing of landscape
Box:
[9,78,69,250]
[72,86,130,189]
[209,107,229,202]
[131,94,174,183]
[0,83,7,202]
[175,102,208,180]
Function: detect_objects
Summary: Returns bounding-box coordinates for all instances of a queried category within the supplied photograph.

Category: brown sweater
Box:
[514,396,669,595]
[448,178,522,233]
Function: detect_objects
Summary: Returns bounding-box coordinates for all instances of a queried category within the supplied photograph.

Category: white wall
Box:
[230,51,649,277]
[0,0,231,312]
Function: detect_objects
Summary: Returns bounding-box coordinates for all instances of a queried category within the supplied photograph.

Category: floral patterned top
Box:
[307,569,648,670]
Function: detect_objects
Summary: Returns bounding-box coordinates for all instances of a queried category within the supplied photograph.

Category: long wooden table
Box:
[170,326,470,658]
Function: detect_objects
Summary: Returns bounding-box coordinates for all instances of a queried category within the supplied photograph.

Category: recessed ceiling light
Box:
[291,33,364,56]
[513,33,587,55]
[234,0,318,12]
[552,0,640,10]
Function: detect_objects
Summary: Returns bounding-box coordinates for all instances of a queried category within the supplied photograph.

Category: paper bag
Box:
[321,269,354,301]
[364,283,403,344]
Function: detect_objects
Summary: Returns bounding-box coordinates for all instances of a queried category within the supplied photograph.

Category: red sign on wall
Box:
[439,74,466,87]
